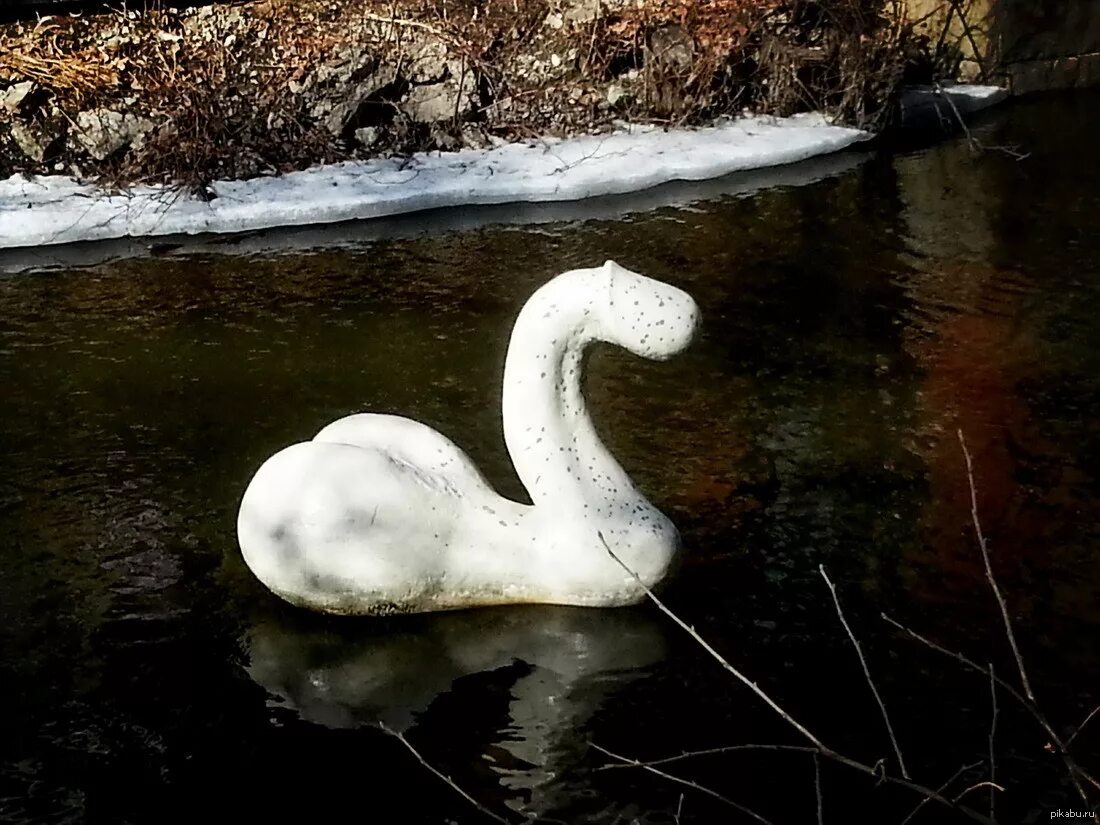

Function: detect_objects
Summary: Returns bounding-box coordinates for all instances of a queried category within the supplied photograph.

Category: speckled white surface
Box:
[236,261,699,615]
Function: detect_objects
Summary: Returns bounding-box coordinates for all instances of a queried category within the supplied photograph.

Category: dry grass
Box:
[1,0,926,188]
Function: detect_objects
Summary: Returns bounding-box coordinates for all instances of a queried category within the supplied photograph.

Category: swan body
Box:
[237,261,699,615]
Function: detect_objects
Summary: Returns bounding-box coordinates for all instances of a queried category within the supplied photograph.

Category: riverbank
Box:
[1,0,915,186]
[1,113,870,247]
[0,1,1011,250]
[0,80,1010,250]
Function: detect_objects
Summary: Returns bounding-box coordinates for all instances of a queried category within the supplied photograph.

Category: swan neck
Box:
[501,282,635,508]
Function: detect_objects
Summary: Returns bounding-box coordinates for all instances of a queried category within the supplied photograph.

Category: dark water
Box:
[2,93,1098,824]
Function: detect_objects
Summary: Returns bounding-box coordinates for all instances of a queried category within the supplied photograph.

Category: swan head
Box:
[598,260,699,361]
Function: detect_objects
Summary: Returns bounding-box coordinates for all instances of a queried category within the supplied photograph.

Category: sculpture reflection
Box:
[246,604,666,815]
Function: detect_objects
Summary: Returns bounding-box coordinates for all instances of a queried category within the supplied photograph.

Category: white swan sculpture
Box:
[237,260,699,615]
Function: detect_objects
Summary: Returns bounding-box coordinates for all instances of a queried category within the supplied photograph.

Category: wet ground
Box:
[1,91,1098,824]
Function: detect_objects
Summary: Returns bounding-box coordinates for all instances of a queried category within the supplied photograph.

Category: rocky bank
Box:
[0,0,920,189]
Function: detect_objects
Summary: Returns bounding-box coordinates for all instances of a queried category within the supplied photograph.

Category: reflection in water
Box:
[246,605,665,815]
[893,121,1100,639]
[894,135,1039,588]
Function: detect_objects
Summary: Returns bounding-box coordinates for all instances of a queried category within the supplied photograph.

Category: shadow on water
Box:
[0,91,1098,823]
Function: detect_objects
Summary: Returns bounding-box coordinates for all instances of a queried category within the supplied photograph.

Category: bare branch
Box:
[820,564,910,779]
[988,662,998,822]
[1067,705,1100,748]
[589,742,776,825]
[882,613,1095,806]
[814,751,824,825]
[952,781,1005,804]
[594,743,819,771]
[598,532,995,824]
[598,532,828,752]
[377,721,515,824]
[958,429,1037,705]
[900,761,984,825]
[932,83,1030,161]
[1074,763,1100,793]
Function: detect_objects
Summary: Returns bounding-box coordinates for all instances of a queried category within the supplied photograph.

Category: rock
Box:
[354,126,379,147]
[314,43,374,85]
[606,82,630,106]
[646,26,695,113]
[400,50,472,123]
[73,109,154,160]
[649,25,694,70]
[309,75,384,136]
[404,37,450,84]
[460,124,491,150]
[403,79,463,123]
[563,0,628,26]
[0,81,36,114]
[10,118,63,162]
[429,124,461,151]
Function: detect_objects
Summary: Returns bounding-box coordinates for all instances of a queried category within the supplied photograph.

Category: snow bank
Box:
[0,113,866,250]
[0,149,869,274]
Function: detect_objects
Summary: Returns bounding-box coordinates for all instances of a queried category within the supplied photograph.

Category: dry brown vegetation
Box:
[0,0,928,189]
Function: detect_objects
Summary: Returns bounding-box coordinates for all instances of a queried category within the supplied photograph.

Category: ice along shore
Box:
[0,113,865,249]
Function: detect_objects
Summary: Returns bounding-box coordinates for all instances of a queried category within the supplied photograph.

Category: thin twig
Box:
[599,532,826,752]
[594,743,819,771]
[958,429,1037,706]
[598,533,995,824]
[820,564,910,779]
[945,0,989,81]
[932,83,1030,160]
[589,742,775,825]
[1067,705,1100,748]
[900,761,984,825]
[377,721,514,824]
[882,616,1032,724]
[362,12,459,42]
[882,613,1094,806]
[1075,764,1100,793]
[814,751,824,825]
[953,781,1005,804]
[988,661,998,822]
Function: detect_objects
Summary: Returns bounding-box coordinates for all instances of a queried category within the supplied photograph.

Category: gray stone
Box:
[0,81,36,114]
[403,80,463,123]
[10,119,62,162]
[429,124,461,151]
[563,0,628,25]
[606,82,630,106]
[310,76,384,136]
[73,109,154,160]
[404,38,450,84]
[648,25,694,70]
[354,126,379,147]
[460,124,491,149]
[400,46,471,124]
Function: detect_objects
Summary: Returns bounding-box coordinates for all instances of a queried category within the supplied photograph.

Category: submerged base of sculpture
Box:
[237,261,699,615]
